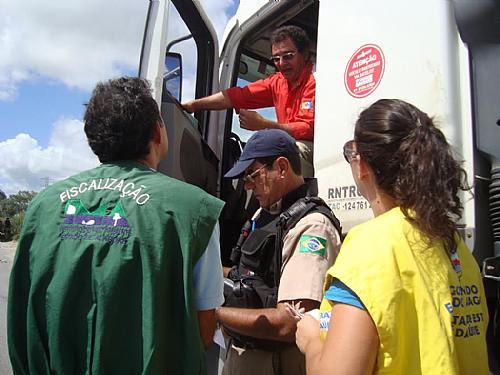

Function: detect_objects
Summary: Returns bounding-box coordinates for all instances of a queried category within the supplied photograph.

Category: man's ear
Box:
[275,156,290,178]
[152,121,163,143]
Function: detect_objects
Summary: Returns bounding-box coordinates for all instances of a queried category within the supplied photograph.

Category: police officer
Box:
[218,129,341,375]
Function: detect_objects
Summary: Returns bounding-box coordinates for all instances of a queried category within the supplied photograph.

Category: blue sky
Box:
[0,0,243,195]
[0,80,89,146]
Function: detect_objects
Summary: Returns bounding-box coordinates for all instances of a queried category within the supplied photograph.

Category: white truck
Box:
[139,0,499,370]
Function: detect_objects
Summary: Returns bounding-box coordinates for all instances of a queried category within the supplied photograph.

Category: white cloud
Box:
[0,0,270,195]
[200,0,235,43]
[0,0,148,99]
[0,0,242,101]
[0,119,99,195]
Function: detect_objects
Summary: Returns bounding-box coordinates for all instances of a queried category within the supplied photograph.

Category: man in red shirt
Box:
[182,25,315,177]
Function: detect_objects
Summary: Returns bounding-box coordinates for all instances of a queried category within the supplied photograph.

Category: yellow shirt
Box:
[320,207,489,374]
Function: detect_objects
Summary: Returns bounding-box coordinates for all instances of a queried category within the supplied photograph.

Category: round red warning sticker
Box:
[344,44,385,98]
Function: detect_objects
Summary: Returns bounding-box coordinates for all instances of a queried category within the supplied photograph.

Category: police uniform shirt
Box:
[278,211,341,303]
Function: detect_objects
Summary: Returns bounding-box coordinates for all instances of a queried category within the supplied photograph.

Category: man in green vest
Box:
[8,77,225,374]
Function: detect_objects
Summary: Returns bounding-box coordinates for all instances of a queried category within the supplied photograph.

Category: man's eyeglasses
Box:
[243,164,269,183]
[270,51,296,64]
[343,140,359,163]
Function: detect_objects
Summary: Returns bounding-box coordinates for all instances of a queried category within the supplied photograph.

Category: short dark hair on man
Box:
[257,153,302,176]
[84,77,161,163]
[271,25,310,54]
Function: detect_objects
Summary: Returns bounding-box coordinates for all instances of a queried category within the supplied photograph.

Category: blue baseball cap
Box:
[224,129,299,178]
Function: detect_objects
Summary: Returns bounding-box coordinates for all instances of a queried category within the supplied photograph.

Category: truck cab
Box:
[140,0,500,370]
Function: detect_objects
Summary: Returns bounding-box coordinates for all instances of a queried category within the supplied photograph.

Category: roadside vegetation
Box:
[0,190,37,241]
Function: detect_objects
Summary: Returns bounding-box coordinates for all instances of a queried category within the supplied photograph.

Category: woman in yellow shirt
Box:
[295,99,490,374]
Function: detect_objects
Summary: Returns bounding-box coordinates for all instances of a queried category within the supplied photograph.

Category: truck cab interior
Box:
[217,1,320,265]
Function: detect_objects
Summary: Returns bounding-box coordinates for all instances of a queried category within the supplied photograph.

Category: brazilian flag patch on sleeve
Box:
[299,235,327,257]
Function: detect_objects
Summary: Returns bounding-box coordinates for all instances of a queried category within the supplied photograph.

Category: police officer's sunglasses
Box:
[243,164,269,183]
[343,140,359,163]
[270,51,296,64]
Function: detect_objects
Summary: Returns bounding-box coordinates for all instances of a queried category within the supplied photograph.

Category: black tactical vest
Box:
[224,193,341,350]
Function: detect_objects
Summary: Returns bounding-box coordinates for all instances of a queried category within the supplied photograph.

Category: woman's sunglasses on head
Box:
[343,140,359,163]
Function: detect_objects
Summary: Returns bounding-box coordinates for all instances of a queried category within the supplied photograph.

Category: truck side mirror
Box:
[163,52,183,102]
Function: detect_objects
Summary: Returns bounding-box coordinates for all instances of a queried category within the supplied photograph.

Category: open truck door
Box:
[139,0,221,196]
[139,2,225,373]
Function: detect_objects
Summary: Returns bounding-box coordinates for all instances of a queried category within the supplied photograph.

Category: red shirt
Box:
[225,63,315,141]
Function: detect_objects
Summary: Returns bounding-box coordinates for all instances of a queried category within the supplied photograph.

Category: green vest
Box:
[8,161,224,375]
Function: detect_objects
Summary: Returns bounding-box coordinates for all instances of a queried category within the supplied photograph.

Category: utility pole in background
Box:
[41,177,53,189]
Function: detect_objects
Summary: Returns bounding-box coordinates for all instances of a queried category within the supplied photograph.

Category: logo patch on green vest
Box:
[59,199,131,245]
[299,235,327,257]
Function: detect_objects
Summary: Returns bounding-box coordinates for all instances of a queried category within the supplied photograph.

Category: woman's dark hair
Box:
[271,25,310,55]
[355,99,469,252]
[84,77,162,162]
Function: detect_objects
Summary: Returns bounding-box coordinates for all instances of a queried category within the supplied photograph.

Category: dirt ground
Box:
[0,241,17,375]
